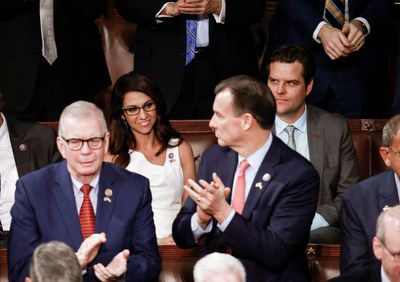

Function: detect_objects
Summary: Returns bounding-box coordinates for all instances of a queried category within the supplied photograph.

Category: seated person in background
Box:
[8,101,161,282]
[267,44,360,243]
[340,115,400,275]
[0,93,61,248]
[331,205,400,282]
[106,72,196,244]
[27,241,82,282]
[172,75,319,281]
[193,252,246,282]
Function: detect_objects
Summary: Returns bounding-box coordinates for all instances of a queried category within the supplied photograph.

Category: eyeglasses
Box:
[379,238,400,261]
[60,135,105,151]
[388,147,400,158]
[122,100,156,116]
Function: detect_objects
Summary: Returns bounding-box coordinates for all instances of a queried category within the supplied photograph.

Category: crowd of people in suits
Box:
[0,0,399,281]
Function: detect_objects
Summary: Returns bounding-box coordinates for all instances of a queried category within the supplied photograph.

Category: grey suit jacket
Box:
[307,106,360,225]
[6,117,61,177]
[274,106,360,226]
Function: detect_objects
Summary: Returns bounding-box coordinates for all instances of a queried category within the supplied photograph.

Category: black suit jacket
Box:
[114,0,264,112]
[6,116,61,176]
[0,0,110,112]
[173,136,320,282]
[329,265,381,282]
[340,171,399,274]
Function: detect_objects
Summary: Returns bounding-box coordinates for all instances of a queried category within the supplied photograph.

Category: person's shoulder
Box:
[308,105,348,128]
[19,161,62,182]
[343,170,391,199]
[102,162,149,182]
[7,117,57,138]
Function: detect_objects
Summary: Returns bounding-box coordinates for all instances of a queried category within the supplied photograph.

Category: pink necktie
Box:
[80,184,96,240]
[232,160,250,214]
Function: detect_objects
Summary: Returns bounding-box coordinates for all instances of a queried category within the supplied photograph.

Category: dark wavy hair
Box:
[108,72,181,167]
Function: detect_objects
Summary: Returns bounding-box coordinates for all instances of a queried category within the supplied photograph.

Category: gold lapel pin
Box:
[105,189,113,197]
[255,182,263,190]
[383,205,392,212]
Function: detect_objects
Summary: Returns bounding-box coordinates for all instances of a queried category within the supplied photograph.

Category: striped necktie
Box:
[324,0,345,29]
[80,184,96,240]
[185,19,197,65]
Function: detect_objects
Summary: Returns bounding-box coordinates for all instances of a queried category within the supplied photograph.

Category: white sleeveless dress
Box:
[126,139,184,238]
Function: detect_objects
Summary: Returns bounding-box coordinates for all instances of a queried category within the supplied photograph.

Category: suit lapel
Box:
[379,171,400,210]
[219,150,238,204]
[7,118,30,177]
[95,164,117,233]
[52,161,82,249]
[307,107,324,181]
[242,137,280,218]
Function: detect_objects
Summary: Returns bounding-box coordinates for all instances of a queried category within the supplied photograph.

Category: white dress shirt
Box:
[71,174,100,215]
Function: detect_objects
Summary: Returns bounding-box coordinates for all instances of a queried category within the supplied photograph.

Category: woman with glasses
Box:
[106,71,196,244]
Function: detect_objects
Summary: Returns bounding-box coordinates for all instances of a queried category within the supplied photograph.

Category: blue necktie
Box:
[185,19,197,65]
[324,0,345,29]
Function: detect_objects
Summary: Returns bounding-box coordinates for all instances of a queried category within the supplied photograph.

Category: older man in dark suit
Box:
[340,115,400,275]
[0,93,61,248]
[8,101,161,281]
[268,44,360,243]
[173,75,319,281]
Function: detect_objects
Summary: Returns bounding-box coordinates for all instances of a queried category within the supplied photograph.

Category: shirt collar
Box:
[275,105,308,134]
[238,133,273,170]
[71,174,100,195]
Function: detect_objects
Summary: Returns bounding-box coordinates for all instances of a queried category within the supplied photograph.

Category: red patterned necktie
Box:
[80,184,95,240]
[232,160,250,215]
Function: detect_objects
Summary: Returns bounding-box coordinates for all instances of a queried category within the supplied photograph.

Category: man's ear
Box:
[241,113,253,131]
[373,236,383,260]
[380,147,391,167]
[25,277,32,282]
[56,136,67,159]
[305,79,314,97]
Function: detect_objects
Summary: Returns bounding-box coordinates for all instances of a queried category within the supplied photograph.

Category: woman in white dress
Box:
[106,72,196,244]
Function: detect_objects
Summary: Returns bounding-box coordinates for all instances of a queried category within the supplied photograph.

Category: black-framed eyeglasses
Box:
[122,100,156,116]
[379,238,400,261]
[388,147,400,158]
[60,135,105,151]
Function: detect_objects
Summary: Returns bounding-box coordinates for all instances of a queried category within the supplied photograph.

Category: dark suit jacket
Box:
[114,0,264,112]
[329,264,381,282]
[6,116,61,176]
[306,106,360,226]
[172,136,320,282]
[0,0,110,112]
[264,0,389,116]
[340,170,398,275]
[8,161,161,282]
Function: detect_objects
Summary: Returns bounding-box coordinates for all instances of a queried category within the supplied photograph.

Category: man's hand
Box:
[177,0,222,16]
[343,20,366,52]
[76,233,107,269]
[160,0,185,16]
[318,24,351,60]
[185,173,232,224]
[94,250,130,281]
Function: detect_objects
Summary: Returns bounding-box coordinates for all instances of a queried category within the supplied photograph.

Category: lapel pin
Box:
[105,188,113,197]
[262,173,271,182]
[255,182,263,190]
[104,196,112,203]
[383,205,392,212]
[19,144,27,152]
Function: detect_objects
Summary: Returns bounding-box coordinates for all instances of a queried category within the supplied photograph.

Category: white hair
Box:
[193,252,246,282]
[58,101,107,136]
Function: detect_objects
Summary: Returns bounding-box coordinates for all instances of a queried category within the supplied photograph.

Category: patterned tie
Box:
[324,0,345,29]
[40,0,57,64]
[185,19,197,65]
[79,184,95,240]
[232,160,250,215]
[284,125,297,150]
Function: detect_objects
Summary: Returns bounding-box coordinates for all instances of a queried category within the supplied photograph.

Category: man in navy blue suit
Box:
[340,115,400,275]
[8,101,161,281]
[172,75,320,281]
[264,0,389,118]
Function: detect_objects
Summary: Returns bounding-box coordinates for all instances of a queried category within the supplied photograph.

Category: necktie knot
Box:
[232,159,250,215]
[284,125,297,150]
[239,159,250,174]
[81,184,92,196]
